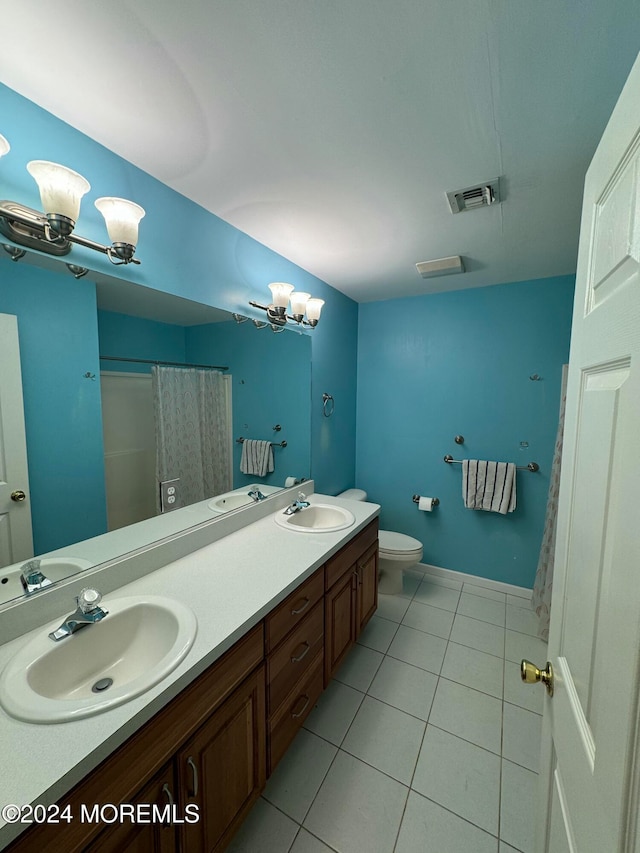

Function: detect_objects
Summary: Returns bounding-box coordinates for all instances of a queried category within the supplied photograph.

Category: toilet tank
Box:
[337,488,367,501]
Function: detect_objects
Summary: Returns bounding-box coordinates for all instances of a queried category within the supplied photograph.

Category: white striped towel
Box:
[462,459,516,514]
[240,439,274,477]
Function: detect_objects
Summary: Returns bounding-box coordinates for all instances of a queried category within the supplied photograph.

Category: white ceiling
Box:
[1,0,638,303]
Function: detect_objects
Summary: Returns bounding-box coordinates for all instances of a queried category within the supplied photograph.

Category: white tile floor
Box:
[228,568,546,853]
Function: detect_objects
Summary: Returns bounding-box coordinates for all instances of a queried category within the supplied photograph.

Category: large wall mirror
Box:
[0,251,311,608]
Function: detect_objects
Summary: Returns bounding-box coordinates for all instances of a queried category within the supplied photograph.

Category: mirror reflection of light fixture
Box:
[65,263,89,279]
[2,242,26,262]
[0,136,145,266]
[249,282,324,328]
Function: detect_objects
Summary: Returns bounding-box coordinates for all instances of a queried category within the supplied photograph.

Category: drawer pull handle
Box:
[187,756,199,797]
[291,641,311,663]
[291,693,311,719]
[162,783,174,807]
[161,783,175,827]
[291,597,311,616]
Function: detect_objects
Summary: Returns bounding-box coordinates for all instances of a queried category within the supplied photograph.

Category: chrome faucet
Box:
[283,492,311,515]
[20,559,53,595]
[49,588,108,642]
[248,488,266,502]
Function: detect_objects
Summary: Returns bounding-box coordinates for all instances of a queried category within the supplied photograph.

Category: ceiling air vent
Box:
[446,178,501,214]
[415,256,465,279]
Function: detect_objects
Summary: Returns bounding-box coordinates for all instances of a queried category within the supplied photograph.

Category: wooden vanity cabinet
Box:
[176,664,265,853]
[265,567,324,775]
[324,519,379,684]
[4,626,265,853]
[89,764,178,853]
[4,518,379,853]
[356,540,378,631]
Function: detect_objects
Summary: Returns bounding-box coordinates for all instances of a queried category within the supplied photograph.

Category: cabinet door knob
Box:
[187,756,199,797]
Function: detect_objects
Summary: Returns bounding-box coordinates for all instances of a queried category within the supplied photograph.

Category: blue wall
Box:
[97,311,188,371]
[0,260,107,553]
[356,275,575,588]
[98,313,311,489]
[0,82,357,495]
[186,322,311,489]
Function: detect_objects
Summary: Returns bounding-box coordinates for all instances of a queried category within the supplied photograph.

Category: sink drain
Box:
[92,677,113,693]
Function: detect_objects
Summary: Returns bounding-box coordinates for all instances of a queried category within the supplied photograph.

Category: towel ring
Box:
[322,393,335,418]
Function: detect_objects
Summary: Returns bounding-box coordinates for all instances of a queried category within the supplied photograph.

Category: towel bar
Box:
[443,455,539,472]
[236,437,287,448]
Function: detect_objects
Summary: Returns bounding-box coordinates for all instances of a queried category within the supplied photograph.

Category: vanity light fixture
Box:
[0,135,145,266]
[249,282,324,328]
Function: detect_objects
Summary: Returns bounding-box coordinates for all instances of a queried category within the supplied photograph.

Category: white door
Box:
[535,53,640,852]
[0,313,33,567]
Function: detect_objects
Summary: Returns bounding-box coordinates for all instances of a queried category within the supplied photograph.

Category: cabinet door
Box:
[324,568,357,684]
[89,764,178,853]
[356,542,378,635]
[177,665,266,853]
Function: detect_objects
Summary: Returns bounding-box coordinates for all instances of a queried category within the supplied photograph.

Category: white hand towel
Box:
[240,439,274,477]
[462,459,516,514]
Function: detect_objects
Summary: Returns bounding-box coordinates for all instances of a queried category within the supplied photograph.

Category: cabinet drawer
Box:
[325,518,379,590]
[267,600,324,716]
[266,568,324,652]
[268,653,324,774]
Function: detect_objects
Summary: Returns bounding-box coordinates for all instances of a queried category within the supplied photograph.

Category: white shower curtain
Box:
[531,364,569,640]
[152,366,232,511]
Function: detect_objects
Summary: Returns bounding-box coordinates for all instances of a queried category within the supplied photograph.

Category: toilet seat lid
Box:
[379,530,423,556]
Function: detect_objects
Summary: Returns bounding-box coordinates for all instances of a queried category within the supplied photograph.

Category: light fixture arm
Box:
[248,299,320,328]
[0,200,141,265]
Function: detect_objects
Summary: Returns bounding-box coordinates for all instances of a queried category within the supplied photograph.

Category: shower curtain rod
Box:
[100,356,229,371]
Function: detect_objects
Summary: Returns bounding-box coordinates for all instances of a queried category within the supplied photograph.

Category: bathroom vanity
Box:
[0,494,379,853]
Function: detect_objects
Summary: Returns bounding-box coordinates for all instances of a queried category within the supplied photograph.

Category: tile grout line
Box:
[267,573,544,853]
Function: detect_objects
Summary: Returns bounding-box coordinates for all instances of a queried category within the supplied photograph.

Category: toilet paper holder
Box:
[412,495,440,507]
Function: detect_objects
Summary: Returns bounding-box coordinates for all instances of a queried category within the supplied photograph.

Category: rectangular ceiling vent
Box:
[446,178,501,214]
[415,255,465,279]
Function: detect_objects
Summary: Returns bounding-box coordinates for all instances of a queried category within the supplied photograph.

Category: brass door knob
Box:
[10,490,26,502]
[521,659,554,697]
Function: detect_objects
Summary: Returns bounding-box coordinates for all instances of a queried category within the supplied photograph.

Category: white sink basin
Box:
[208,484,281,514]
[274,503,355,533]
[208,493,254,513]
[0,556,94,606]
[0,595,197,723]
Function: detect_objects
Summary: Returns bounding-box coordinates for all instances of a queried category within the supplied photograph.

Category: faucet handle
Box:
[21,558,42,583]
[77,588,103,613]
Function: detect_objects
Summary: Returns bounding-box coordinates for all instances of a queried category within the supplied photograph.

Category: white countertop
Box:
[0,493,379,850]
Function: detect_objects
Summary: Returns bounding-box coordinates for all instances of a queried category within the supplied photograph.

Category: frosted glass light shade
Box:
[0,134,10,157]
[27,160,90,222]
[95,197,145,246]
[268,282,294,308]
[305,298,324,322]
[290,292,310,315]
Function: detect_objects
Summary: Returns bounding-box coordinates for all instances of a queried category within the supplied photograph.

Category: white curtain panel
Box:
[152,366,232,511]
[531,364,569,640]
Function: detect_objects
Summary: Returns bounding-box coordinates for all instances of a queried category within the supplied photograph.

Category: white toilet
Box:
[338,489,423,595]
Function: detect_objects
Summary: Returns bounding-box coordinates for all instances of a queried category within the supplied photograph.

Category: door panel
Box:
[539,52,640,852]
[0,313,33,567]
